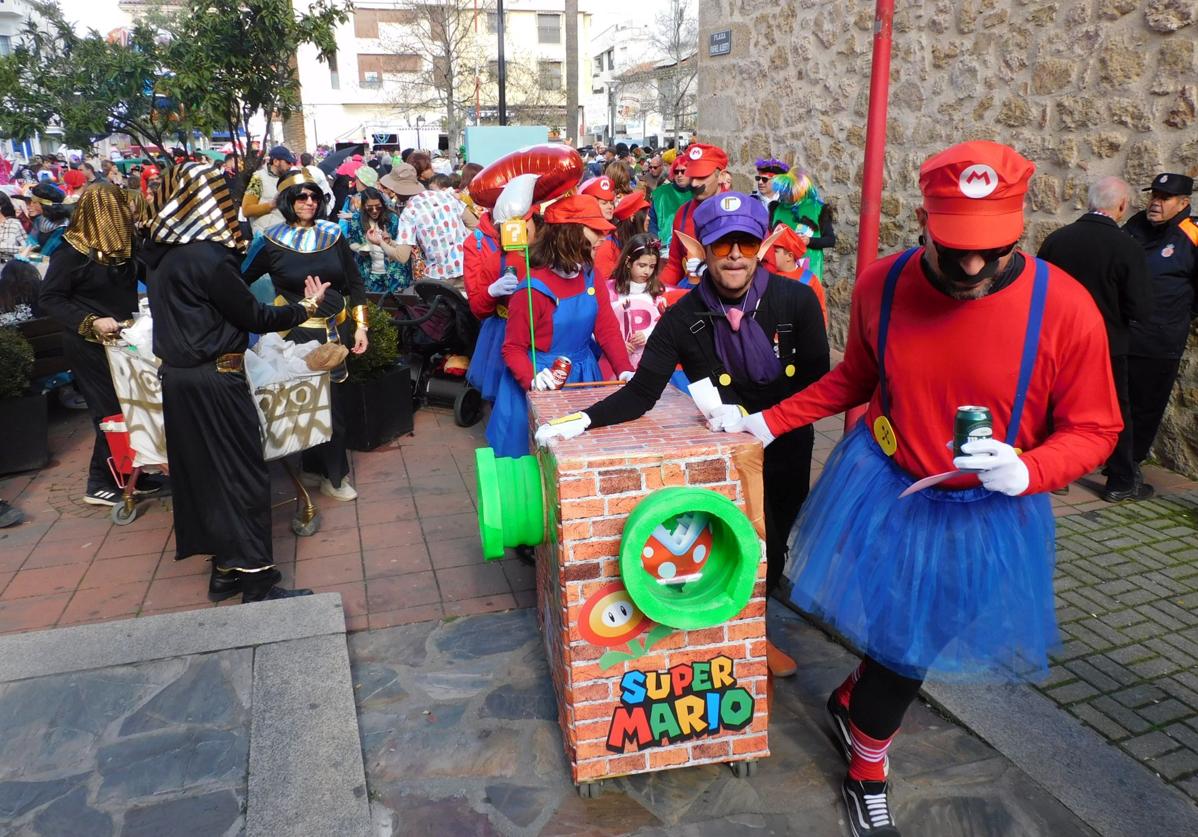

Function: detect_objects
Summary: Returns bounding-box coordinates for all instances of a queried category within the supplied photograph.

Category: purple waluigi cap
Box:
[693,192,769,246]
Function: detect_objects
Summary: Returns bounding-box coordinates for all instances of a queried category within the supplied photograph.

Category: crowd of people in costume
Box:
[1,129,1195,837]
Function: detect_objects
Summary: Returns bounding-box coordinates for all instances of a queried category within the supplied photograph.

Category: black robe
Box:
[143,240,307,570]
[242,223,365,486]
[38,244,138,491]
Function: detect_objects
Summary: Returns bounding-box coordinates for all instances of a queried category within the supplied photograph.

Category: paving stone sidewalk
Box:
[1037,489,1198,803]
[353,605,1095,836]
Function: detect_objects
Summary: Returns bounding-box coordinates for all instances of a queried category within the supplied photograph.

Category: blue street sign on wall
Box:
[709,30,731,57]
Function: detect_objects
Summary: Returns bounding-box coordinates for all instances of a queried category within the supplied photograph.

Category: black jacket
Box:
[585,274,829,426]
[1036,212,1151,355]
[1123,210,1198,359]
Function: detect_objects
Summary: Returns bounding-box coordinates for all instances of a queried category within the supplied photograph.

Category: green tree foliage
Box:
[165,0,350,169]
[0,2,177,150]
[0,0,350,167]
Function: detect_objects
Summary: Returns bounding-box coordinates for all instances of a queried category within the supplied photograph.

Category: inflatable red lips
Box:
[469,144,584,209]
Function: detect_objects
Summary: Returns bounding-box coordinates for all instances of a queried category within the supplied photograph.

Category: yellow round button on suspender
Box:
[873,415,898,457]
[587,286,596,295]
[718,373,732,387]
[785,364,795,377]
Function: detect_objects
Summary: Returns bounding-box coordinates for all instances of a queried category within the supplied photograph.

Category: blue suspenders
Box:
[876,250,1049,451]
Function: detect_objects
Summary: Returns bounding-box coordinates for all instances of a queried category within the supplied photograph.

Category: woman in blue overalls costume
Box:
[486,195,634,458]
[465,224,515,401]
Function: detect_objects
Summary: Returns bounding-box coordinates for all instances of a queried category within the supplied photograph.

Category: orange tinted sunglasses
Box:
[709,237,762,258]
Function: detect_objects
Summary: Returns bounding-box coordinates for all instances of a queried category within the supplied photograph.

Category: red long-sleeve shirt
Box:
[592,236,619,282]
[659,199,700,286]
[462,213,530,320]
[502,266,633,389]
[763,250,1122,494]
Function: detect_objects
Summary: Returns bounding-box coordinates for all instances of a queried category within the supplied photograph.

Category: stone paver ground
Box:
[353,605,1095,836]
[0,650,250,836]
[3,405,1192,637]
[1036,489,1198,804]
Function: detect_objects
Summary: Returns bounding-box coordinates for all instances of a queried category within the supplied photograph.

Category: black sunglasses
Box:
[294,191,321,203]
[754,175,772,183]
[932,240,1016,263]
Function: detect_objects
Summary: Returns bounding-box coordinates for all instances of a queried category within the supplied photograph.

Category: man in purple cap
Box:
[534,191,829,677]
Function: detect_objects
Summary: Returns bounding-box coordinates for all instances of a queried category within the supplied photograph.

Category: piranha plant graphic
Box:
[641,512,714,585]
[579,581,676,670]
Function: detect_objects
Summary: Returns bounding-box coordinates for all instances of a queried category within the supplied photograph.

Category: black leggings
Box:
[849,657,924,740]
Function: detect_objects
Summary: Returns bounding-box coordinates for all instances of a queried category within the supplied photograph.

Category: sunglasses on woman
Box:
[294,191,320,204]
[709,237,762,258]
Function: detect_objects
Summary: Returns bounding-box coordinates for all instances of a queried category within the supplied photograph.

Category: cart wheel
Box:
[729,760,758,778]
[111,502,139,526]
[454,386,483,427]
[291,511,322,537]
[576,781,603,799]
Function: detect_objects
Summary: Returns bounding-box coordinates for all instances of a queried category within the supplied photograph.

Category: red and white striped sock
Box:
[847,721,893,783]
[833,662,865,709]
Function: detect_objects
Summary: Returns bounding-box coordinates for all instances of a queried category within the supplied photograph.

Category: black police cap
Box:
[1143,173,1194,196]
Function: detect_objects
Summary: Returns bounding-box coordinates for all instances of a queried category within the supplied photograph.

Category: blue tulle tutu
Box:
[467,315,506,401]
[784,424,1057,682]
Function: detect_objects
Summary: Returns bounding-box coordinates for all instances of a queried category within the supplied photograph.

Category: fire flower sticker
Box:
[578,581,676,670]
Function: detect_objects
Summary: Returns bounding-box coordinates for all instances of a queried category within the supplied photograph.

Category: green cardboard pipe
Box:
[620,487,760,630]
[476,448,545,560]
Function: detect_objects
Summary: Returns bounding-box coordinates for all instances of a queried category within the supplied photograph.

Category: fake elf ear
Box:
[674,230,705,262]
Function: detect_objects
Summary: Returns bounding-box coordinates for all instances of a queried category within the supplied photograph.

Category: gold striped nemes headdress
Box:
[147,162,243,250]
[277,168,320,194]
[63,183,135,265]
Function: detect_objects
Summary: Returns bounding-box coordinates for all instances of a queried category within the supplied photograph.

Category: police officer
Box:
[1124,172,1197,492]
[533,192,830,678]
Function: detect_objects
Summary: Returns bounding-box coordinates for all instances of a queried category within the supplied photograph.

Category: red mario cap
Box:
[543,194,614,232]
[919,140,1034,250]
[612,190,649,221]
[580,176,616,201]
[682,143,728,179]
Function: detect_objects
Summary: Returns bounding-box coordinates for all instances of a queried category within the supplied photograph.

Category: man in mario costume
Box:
[714,140,1122,836]
[660,143,729,287]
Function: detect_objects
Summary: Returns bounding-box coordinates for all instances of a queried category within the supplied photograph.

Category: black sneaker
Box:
[209,566,281,602]
[83,487,122,507]
[0,500,23,528]
[827,692,853,763]
[1102,482,1155,503]
[842,777,900,836]
[133,473,168,497]
[827,693,888,776]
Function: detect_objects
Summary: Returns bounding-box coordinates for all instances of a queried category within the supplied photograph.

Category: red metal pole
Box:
[845,0,894,434]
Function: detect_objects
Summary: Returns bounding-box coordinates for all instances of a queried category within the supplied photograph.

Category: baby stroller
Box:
[382,281,484,427]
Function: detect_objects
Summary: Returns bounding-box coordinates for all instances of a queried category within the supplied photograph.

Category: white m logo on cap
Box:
[959,164,999,199]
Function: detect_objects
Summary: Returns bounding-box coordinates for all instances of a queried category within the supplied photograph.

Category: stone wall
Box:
[696,0,1198,477]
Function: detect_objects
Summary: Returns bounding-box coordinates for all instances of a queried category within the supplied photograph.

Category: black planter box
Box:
[342,363,414,451]
[0,393,49,475]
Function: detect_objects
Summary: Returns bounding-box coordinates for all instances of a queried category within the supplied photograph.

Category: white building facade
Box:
[293,0,593,152]
[584,21,665,147]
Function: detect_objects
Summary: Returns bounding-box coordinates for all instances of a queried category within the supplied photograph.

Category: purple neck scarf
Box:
[696,266,781,385]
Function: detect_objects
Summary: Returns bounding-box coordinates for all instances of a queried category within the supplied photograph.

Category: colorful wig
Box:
[770,170,819,207]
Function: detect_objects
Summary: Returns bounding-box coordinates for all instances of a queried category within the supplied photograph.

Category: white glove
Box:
[618,370,634,382]
[685,257,702,276]
[534,412,591,446]
[705,403,744,432]
[488,272,520,298]
[532,367,560,391]
[953,439,1029,496]
[717,411,776,446]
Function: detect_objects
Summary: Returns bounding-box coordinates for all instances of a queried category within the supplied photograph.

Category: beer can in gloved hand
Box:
[953,406,993,457]
[550,356,572,388]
